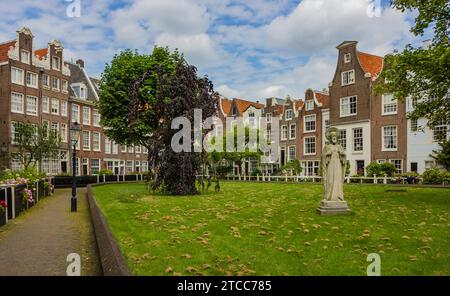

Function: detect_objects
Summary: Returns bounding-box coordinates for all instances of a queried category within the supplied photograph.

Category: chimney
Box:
[76,59,85,68]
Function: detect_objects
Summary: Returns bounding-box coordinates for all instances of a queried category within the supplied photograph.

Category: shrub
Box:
[365,162,396,177]
[280,159,302,176]
[251,169,262,177]
[98,169,114,175]
[216,165,233,178]
[366,162,382,177]
[380,163,397,177]
[422,167,448,185]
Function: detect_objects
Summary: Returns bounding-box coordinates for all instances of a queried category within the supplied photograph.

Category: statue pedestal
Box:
[317,201,352,216]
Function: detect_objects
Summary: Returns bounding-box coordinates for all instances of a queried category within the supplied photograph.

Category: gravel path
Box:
[0,188,101,276]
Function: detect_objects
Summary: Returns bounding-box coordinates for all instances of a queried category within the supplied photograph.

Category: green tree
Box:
[100,47,218,195]
[430,140,450,170]
[219,126,263,175]
[11,122,61,170]
[376,0,449,128]
[281,159,302,176]
[99,47,182,149]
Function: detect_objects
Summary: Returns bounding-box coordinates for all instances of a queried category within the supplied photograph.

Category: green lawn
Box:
[92,182,450,276]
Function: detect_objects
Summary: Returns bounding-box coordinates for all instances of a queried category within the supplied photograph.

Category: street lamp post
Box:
[70,122,81,212]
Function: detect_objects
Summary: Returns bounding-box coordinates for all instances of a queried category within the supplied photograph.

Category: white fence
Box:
[223,174,431,185]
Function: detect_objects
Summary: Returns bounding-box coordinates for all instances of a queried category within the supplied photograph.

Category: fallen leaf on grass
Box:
[165,267,173,273]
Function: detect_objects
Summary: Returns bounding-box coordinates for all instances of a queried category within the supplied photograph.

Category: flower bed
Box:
[0,169,53,227]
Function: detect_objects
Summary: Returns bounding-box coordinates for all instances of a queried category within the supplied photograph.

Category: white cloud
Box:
[155,33,219,66]
[265,0,411,56]
[216,84,242,98]
[0,0,416,101]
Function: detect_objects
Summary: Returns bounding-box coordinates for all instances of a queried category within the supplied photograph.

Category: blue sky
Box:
[0,0,421,101]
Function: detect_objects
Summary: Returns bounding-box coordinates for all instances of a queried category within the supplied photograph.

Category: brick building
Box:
[0,28,71,173]
[0,28,147,176]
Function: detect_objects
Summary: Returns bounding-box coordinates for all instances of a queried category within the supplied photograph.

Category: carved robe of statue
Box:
[322,140,346,201]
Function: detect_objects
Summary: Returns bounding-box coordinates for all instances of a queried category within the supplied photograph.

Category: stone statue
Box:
[317,127,352,215]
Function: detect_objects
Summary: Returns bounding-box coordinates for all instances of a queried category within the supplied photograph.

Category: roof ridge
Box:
[0,40,15,46]
[357,51,383,59]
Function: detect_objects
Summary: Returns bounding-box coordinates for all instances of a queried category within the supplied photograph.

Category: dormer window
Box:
[344,53,351,63]
[72,83,87,99]
[232,106,237,116]
[305,100,314,111]
[21,50,30,64]
[52,56,60,70]
[285,109,293,120]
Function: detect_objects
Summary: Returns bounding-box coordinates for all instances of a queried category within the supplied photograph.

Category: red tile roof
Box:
[315,92,330,108]
[220,98,232,115]
[234,99,264,115]
[357,51,383,78]
[0,40,15,62]
[295,100,304,111]
[35,48,48,60]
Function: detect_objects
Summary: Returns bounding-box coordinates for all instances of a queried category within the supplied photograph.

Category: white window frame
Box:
[52,56,60,71]
[304,114,316,133]
[338,129,347,150]
[390,159,403,175]
[42,74,50,88]
[62,80,68,93]
[281,125,288,141]
[382,93,397,115]
[340,96,357,117]
[60,123,68,143]
[304,136,316,156]
[93,132,101,152]
[21,49,30,64]
[285,109,293,121]
[289,123,296,140]
[266,113,272,123]
[433,121,449,142]
[26,72,38,88]
[341,69,355,86]
[52,77,59,91]
[72,104,80,123]
[26,95,38,116]
[104,137,111,154]
[11,67,24,85]
[61,101,68,117]
[50,122,59,138]
[11,92,24,114]
[82,131,91,151]
[352,128,364,152]
[42,96,50,113]
[344,53,351,63]
[51,98,59,115]
[305,100,314,111]
[382,126,398,151]
[288,146,296,162]
[93,109,100,127]
[83,106,91,125]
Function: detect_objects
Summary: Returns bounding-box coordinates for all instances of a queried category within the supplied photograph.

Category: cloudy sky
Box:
[0,0,422,101]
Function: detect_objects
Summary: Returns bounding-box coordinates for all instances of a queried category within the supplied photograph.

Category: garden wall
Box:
[86,184,131,276]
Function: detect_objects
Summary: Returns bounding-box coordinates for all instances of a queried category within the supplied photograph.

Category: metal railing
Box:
[0,178,53,227]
